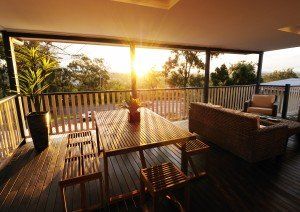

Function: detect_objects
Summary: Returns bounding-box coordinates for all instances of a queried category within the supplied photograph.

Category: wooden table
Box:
[94,108,196,203]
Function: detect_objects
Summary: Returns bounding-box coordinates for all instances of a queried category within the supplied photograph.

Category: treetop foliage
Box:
[211,61,257,86]
[262,68,298,82]
[211,64,230,86]
[230,61,257,85]
[163,50,205,87]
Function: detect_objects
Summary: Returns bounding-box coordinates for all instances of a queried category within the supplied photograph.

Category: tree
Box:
[211,64,231,86]
[230,61,256,85]
[163,50,220,88]
[189,73,204,87]
[263,68,298,82]
[67,56,110,91]
[0,37,9,97]
[163,50,205,87]
[106,73,131,90]
[49,68,76,92]
[140,68,165,89]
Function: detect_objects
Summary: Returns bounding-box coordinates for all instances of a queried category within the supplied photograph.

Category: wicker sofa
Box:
[189,103,288,162]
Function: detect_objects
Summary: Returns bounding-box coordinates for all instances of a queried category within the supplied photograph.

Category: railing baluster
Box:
[51,95,59,134]
[95,92,99,112]
[22,96,29,116]
[64,94,71,132]
[164,90,167,116]
[58,95,65,133]
[106,92,111,111]
[101,93,105,111]
[83,94,89,130]
[159,90,163,117]
[77,94,83,131]
[112,92,116,109]
[71,94,77,131]
[89,93,95,129]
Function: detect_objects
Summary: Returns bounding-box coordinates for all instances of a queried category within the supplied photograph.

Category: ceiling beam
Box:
[3,31,262,55]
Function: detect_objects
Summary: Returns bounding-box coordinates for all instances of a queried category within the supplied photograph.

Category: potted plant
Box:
[18,47,56,151]
[122,97,142,123]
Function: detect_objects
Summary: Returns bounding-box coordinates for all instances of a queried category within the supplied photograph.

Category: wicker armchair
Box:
[243,94,278,117]
[189,103,288,163]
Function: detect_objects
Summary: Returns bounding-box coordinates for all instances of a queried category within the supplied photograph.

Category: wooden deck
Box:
[0,120,299,211]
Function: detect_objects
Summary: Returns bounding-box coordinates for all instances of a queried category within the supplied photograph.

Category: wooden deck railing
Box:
[287,86,300,114]
[20,85,257,135]
[209,85,256,110]
[259,85,300,115]
[17,84,300,135]
[0,95,24,163]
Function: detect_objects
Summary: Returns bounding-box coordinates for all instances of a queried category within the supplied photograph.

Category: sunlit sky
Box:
[56,42,300,76]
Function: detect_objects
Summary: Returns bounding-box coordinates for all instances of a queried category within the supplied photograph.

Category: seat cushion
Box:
[251,95,275,108]
[247,107,273,115]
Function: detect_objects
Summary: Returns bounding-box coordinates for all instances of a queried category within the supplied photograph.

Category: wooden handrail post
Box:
[130,43,137,98]
[2,31,26,141]
[281,84,290,119]
[255,52,263,94]
[203,50,211,103]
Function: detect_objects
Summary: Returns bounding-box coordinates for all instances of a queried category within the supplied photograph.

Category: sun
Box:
[134,60,150,77]
[132,48,173,77]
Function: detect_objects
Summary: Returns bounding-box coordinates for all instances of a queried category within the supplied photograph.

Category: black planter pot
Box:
[27,111,50,151]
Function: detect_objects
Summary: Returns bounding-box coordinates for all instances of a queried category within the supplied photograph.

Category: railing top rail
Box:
[36,90,132,95]
[259,85,286,88]
[0,95,17,104]
[209,84,256,89]
[260,84,300,88]
[22,88,205,96]
[19,85,260,96]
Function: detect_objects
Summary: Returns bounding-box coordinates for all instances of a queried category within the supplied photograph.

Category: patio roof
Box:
[0,0,300,52]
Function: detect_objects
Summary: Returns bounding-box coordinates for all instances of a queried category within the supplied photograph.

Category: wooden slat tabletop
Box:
[94,108,195,156]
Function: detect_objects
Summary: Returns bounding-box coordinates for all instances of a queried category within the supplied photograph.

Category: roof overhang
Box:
[0,0,299,52]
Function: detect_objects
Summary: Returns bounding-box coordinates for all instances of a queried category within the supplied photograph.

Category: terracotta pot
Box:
[27,111,50,151]
[128,110,140,123]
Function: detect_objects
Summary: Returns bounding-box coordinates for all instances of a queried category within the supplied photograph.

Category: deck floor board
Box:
[0,120,299,211]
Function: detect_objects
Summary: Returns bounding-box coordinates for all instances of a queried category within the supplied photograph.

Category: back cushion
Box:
[190,103,260,133]
[252,95,275,108]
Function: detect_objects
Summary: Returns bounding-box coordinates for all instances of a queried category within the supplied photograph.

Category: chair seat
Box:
[247,107,272,115]
[141,163,188,193]
[67,131,92,146]
[62,153,101,182]
[176,139,210,155]
[67,131,96,158]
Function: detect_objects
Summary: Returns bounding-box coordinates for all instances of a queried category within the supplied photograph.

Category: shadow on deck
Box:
[0,121,299,211]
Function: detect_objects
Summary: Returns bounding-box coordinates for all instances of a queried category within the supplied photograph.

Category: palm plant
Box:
[122,97,142,113]
[18,46,57,112]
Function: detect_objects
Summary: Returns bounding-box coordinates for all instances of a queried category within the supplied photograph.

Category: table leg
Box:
[181,142,188,174]
[103,153,109,204]
[96,125,101,154]
[139,150,147,168]
[80,183,87,209]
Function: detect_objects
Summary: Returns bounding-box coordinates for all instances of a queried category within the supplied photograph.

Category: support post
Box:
[282,84,290,119]
[130,43,137,98]
[2,31,26,141]
[203,50,211,103]
[255,52,263,94]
